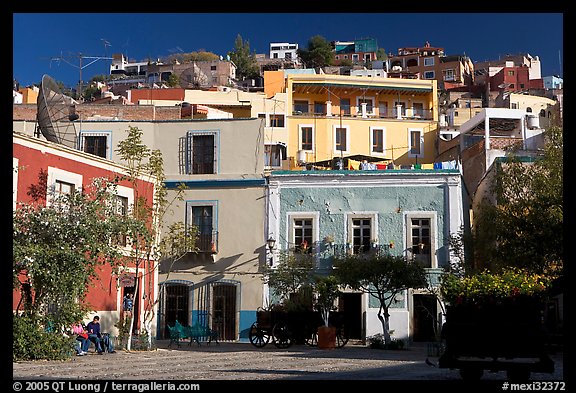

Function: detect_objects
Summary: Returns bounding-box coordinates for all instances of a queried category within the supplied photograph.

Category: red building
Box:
[13,132,159,335]
[490,65,544,92]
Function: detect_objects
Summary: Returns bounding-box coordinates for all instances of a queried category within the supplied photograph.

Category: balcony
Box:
[194,231,219,254]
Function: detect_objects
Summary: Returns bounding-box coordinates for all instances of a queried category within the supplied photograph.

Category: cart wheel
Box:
[336,326,349,348]
[459,367,483,380]
[304,329,318,347]
[249,322,270,348]
[272,322,293,349]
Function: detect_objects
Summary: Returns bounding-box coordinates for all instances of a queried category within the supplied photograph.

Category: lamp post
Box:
[267,236,276,266]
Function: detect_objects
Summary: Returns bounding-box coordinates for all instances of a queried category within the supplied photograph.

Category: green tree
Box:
[333,254,427,345]
[228,34,260,81]
[376,48,388,61]
[13,176,146,360]
[263,252,315,312]
[472,126,563,274]
[297,35,334,69]
[167,73,180,87]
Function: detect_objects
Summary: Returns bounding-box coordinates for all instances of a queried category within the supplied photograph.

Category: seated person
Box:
[71,322,90,356]
[86,315,116,354]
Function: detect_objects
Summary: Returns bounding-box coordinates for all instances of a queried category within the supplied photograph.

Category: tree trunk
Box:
[377,306,392,345]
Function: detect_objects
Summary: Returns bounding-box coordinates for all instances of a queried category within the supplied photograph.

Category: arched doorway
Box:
[157,280,194,339]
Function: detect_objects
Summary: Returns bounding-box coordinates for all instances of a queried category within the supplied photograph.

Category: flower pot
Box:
[317,326,337,349]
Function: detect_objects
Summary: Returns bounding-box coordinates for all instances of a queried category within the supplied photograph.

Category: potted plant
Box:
[313,275,341,349]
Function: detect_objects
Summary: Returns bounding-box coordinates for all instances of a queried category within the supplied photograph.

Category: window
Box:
[412,103,424,117]
[520,84,525,89]
[293,100,308,114]
[314,101,326,115]
[273,53,278,59]
[371,127,385,154]
[187,202,218,253]
[508,70,515,76]
[444,69,455,81]
[80,132,111,159]
[357,97,374,115]
[285,52,292,59]
[334,126,348,152]
[299,125,314,151]
[539,109,546,117]
[509,84,515,89]
[293,219,313,253]
[423,57,434,66]
[424,71,435,79]
[340,98,351,115]
[269,114,285,128]
[352,54,359,61]
[264,143,286,167]
[46,167,82,207]
[113,195,129,246]
[210,65,217,71]
[351,218,371,254]
[511,103,518,109]
[409,217,433,268]
[378,102,388,118]
[408,128,423,157]
[526,107,532,113]
[180,131,218,175]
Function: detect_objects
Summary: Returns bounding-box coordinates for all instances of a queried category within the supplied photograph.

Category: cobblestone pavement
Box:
[12,341,564,381]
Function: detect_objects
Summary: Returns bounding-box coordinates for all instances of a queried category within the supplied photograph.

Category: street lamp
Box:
[267,236,276,266]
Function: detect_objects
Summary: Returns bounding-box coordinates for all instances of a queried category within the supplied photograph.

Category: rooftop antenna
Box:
[48,51,113,99]
[36,74,80,149]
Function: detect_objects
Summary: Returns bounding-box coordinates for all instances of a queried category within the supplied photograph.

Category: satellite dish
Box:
[178,65,208,89]
[36,74,79,148]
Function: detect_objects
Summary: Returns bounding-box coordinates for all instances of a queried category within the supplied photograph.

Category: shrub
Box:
[13,315,74,361]
[367,333,405,350]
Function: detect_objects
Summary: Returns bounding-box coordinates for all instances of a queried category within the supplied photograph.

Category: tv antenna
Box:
[36,74,80,148]
[48,51,113,98]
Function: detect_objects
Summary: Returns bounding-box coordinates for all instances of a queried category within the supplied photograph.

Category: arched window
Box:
[540,109,546,117]
[526,107,532,113]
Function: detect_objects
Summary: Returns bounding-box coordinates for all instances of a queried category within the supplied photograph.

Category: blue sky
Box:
[13,13,563,88]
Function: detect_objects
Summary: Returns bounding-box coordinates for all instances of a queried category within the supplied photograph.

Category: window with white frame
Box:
[187,201,218,253]
[299,125,314,151]
[408,128,424,158]
[288,212,319,254]
[444,69,455,81]
[111,185,134,248]
[424,71,435,79]
[79,131,111,159]
[406,213,436,268]
[423,57,435,66]
[370,127,385,154]
[334,125,349,153]
[179,131,218,175]
[46,167,83,207]
[346,212,377,254]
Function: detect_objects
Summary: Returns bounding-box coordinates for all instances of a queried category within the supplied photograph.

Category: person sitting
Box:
[71,322,90,356]
[86,315,105,354]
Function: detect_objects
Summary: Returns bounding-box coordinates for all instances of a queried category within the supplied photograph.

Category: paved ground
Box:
[13,340,564,381]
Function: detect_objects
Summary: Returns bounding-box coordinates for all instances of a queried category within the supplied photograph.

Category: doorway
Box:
[212,283,237,341]
[339,292,362,340]
[163,283,191,338]
[412,294,437,342]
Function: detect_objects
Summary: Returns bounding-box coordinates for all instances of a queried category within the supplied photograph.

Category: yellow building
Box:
[268,73,438,169]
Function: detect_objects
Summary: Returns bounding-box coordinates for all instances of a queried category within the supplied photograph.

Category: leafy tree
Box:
[228,34,260,81]
[13,175,146,360]
[472,126,563,275]
[376,48,388,61]
[263,252,315,312]
[297,35,334,69]
[333,254,427,345]
[313,275,341,327]
[165,50,220,64]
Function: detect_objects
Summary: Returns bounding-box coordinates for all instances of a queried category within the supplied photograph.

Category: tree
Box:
[376,48,388,61]
[13,175,146,360]
[333,254,427,345]
[167,73,180,88]
[228,34,260,81]
[472,126,563,275]
[297,35,334,69]
[313,275,341,327]
[263,252,315,312]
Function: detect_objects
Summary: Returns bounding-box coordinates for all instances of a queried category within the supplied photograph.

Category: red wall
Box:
[13,136,156,322]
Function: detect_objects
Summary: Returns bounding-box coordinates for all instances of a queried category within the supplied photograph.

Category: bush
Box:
[13,315,75,361]
[367,333,405,350]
